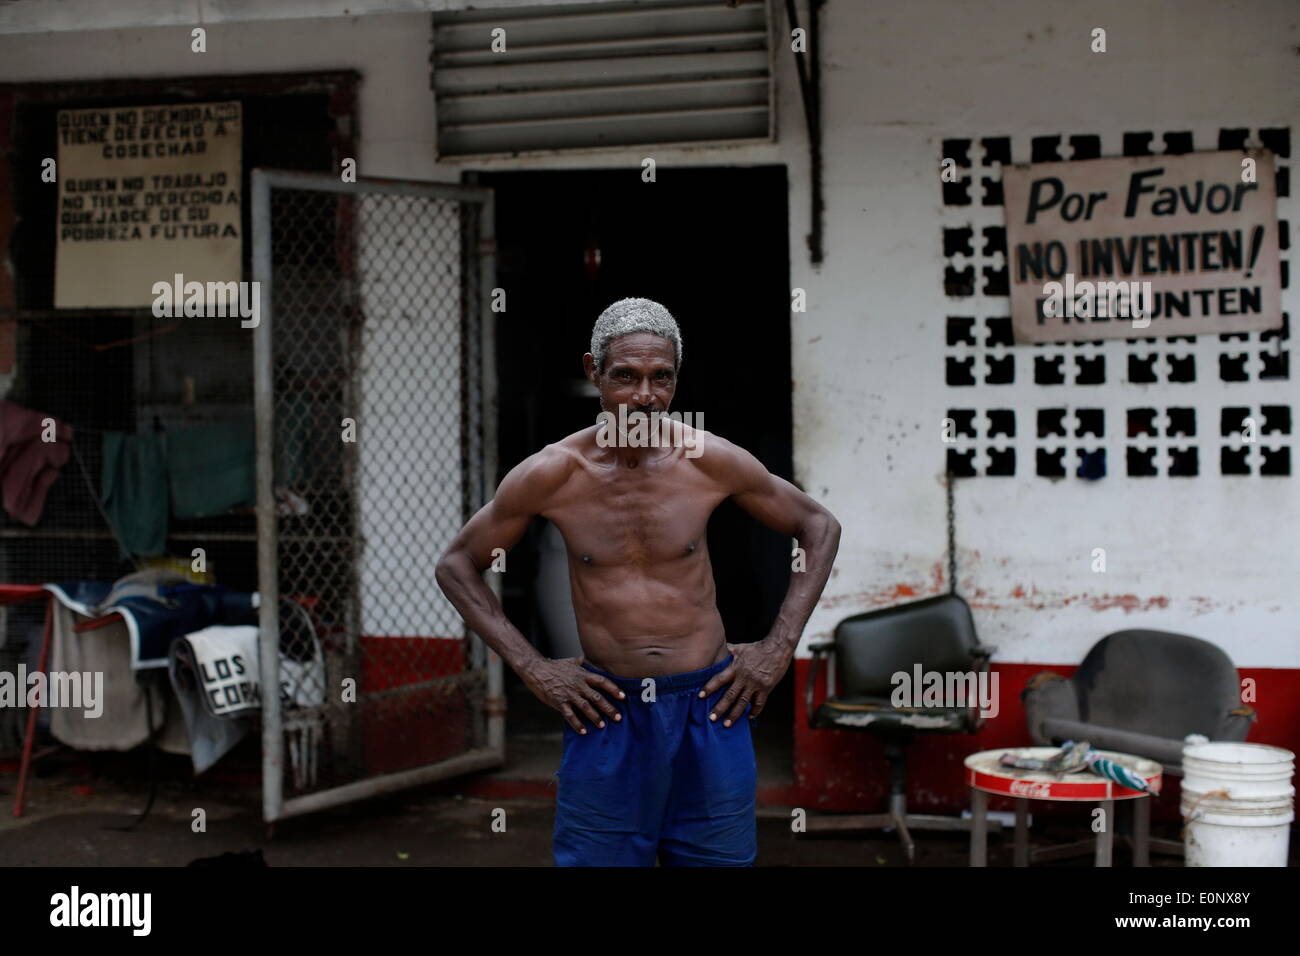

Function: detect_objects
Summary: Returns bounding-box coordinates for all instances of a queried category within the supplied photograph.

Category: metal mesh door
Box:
[252,170,501,822]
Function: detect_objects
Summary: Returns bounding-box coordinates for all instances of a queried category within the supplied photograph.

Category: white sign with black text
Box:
[1003,150,1282,343]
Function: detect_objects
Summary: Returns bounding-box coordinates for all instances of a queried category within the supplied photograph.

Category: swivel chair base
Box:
[800,738,1002,863]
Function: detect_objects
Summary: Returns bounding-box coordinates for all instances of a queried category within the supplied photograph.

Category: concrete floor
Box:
[0,743,1207,867]
[5,681,1269,867]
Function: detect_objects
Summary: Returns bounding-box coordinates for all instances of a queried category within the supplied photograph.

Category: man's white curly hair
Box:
[590,297,682,373]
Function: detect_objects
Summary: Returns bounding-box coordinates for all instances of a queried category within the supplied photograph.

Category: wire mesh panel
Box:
[252,171,501,821]
[0,306,261,754]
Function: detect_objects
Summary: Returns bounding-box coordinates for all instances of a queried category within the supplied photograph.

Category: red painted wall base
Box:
[793,660,1300,821]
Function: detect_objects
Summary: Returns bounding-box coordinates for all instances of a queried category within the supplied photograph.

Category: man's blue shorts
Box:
[553,653,757,867]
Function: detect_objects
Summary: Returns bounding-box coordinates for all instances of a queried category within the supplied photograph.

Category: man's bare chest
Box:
[544,461,725,567]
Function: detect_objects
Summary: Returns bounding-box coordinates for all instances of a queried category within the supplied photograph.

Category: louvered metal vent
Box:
[432,0,774,157]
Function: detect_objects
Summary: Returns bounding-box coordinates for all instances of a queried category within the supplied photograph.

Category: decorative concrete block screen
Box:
[941,128,1291,479]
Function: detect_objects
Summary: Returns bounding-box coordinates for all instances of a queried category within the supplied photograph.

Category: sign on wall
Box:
[54,101,242,308]
[1003,150,1282,343]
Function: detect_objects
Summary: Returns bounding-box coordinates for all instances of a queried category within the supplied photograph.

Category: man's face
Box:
[584,332,678,415]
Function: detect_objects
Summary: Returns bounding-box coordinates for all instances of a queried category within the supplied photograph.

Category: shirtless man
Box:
[435,297,840,866]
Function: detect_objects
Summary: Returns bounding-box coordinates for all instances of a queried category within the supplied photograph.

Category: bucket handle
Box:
[1180,788,1231,842]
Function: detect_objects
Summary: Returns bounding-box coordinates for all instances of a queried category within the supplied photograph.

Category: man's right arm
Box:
[434,449,558,676]
[434,446,625,732]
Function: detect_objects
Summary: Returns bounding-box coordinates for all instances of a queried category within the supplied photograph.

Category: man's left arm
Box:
[698,439,841,726]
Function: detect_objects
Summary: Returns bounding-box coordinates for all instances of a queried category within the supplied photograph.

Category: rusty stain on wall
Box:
[822,579,1218,616]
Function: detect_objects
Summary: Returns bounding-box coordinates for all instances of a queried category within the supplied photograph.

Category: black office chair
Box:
[804,593,999,862]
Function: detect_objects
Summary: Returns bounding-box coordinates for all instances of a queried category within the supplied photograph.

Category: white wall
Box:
[2,0,1295,664]
[794,0,1298,669]
[0,13,449,180]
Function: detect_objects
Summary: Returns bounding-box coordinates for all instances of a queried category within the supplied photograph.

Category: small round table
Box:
[965,747,1162,867]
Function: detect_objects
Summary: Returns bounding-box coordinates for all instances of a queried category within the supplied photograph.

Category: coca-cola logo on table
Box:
[1009,779,1054,798]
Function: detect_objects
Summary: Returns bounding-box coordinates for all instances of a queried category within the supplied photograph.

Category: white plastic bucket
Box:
[1180,742,1294,867]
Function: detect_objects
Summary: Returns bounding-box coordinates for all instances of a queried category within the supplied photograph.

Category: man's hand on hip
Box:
[698,638,793,727]
[522,657,625,734]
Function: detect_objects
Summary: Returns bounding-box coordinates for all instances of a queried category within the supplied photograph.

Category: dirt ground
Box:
[0,746,1214,867]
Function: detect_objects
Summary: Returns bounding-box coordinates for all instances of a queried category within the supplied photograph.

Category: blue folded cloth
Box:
[44,577,258,670]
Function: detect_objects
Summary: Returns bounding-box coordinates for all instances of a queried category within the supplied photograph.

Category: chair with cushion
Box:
[1022,629,1256,774]
[803,593,999,862]
[1021,628,1256,858]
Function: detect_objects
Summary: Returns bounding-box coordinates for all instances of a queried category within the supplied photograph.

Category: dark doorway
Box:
[477,166,794,785]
